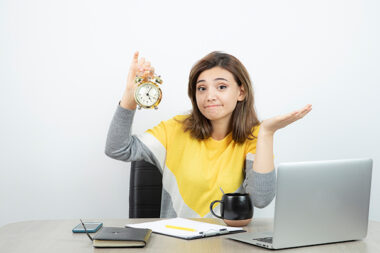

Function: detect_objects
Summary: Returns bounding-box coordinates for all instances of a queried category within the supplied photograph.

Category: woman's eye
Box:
[218,85,227,90]
[197,86,206,91]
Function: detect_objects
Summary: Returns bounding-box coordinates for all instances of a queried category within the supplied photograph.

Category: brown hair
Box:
[182,51,260,143]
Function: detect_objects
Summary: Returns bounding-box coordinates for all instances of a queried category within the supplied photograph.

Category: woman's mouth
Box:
[205,105,222,109]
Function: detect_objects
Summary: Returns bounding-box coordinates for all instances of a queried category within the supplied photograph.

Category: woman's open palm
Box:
[261,104,312,135]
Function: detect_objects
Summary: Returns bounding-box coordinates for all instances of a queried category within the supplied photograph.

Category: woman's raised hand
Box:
[260,104,312,136]
[121,51,156,110]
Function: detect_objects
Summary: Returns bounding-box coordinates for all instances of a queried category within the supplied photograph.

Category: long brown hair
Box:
[182,51,260,143]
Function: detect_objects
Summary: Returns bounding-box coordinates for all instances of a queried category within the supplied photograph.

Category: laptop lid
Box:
[272,158,372,249]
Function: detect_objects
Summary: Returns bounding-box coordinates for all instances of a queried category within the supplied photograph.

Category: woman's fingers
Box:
[129,51,139,70]
[138,57,145,68]
[278,110,298,122]
[280,104,312,125]
[300,104,312,113]
[295,105,312,118]
[262,104,312,133]
[132,51,139,65]
[139,61,156,79]
[285,106,312,126]
[129,52,156,79]
[127,51,140,82]
[143,61,152,76]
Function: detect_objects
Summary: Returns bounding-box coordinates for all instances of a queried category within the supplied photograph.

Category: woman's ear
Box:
[237,85,246,101]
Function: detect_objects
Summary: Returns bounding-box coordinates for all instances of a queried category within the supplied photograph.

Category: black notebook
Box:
[92,227,152,248]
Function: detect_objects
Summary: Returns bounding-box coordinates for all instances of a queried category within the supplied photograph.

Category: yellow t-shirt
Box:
[139,115,260,217]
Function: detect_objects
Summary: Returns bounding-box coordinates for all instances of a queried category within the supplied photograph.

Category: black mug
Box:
[210,193,253,227]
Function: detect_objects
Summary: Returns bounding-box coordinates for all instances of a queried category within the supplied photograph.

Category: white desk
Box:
[0,218,379,252]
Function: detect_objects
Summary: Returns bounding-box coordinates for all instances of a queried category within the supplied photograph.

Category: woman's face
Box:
[195,67,245,124]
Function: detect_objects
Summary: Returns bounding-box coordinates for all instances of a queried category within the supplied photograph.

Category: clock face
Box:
[135,83,161,107]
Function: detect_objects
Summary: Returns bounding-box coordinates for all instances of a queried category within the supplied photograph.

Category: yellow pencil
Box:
[165,225,196,232]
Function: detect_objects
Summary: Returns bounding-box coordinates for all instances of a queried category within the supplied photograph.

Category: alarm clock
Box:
[134,74,163,109]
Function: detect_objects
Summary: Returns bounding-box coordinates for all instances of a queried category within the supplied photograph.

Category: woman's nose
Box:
[206,89,216,101]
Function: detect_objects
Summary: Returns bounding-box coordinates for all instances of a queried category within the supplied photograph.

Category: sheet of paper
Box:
[126,218,243,239]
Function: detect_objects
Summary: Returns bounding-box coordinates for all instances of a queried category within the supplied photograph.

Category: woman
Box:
[105,51,312,218]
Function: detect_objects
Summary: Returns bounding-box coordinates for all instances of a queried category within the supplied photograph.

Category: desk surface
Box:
[0,218,379,253]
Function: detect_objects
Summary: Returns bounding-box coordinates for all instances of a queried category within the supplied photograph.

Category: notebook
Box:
[127,218,245,240]
[92,227,152,248]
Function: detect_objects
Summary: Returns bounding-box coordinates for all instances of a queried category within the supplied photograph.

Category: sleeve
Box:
[104,104,163,171]
[242,124,276,208]
[137,119,170,173]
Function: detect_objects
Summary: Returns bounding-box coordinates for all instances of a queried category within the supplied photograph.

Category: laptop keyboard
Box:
[254,237,273,244]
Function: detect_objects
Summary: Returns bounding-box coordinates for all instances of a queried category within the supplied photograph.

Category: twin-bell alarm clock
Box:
[134,74,163,109]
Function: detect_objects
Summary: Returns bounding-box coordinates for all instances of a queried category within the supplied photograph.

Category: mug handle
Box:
[210,200,223,219]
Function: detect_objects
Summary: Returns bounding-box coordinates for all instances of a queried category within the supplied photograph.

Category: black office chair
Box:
[129,160,163,218]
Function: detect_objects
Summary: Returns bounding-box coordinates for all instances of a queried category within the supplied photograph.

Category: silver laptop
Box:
[228,158,373,249]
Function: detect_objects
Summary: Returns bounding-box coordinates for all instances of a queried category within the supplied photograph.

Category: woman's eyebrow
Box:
[196,78,229,84]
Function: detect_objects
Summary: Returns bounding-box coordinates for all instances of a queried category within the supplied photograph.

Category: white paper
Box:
[126,218,243,239]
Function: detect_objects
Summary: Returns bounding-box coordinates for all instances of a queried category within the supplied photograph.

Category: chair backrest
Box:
[129,160,162,218]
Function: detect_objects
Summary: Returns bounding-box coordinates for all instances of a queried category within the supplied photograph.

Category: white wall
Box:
[1,0,379,227]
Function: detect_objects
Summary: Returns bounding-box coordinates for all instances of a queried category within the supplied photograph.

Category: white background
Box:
[1,0,379,227]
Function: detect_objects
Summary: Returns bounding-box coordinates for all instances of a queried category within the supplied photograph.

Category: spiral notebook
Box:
[126,218,245,240]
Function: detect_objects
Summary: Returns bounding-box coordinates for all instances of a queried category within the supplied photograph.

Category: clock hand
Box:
[145,87,152,97]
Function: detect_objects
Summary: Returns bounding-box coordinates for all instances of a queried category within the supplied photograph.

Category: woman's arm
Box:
[244,105,312,208]
[104,104,160,168]
[105,51,162,167]
[252,104,312,173]
[252,131,275,173]
[243,163,276,208]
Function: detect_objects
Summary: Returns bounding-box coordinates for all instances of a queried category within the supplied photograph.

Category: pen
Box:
[199,229,229,237]
[165,225,196,232]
